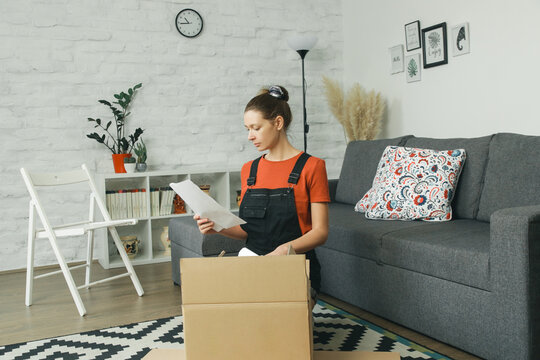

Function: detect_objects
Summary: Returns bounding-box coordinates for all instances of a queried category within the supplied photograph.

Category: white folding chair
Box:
[20,164,144,316]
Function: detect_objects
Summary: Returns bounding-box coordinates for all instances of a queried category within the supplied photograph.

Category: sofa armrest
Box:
[328,179,338,202]
[490,204,540,356]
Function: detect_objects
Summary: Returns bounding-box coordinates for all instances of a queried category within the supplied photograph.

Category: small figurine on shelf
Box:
[173,194,186,214]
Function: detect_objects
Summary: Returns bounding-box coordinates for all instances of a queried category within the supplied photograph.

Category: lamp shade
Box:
[287,34,318,51]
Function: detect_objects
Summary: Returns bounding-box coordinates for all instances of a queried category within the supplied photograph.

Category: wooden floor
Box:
[0,262,480,359]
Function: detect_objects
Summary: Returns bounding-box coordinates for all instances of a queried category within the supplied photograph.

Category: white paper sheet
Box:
[169,180,246,232]
[238,247,259,257]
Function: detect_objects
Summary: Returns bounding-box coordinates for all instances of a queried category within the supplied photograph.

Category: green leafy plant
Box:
[407,59,418,77]
[86,83,144,154]
[124,156,136,163]
[133,138,147,164]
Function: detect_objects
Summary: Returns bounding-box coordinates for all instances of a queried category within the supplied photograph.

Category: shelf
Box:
[149,213,191,220]
[97,169,240,269]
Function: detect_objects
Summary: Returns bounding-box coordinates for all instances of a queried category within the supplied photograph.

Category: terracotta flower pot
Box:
[112,154,132,173]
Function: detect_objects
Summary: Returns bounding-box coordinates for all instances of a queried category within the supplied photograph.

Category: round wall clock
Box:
[175,9,203,38]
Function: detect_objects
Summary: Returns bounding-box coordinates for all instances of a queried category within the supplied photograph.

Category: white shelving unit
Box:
[97,169,241,269]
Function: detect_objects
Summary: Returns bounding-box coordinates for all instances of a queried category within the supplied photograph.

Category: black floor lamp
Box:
[288,34,318,153]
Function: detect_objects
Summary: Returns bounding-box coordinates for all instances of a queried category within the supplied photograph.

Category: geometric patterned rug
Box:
[0,300,452,360]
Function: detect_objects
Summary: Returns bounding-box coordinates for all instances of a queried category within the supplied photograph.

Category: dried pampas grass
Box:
[322,76,384,142]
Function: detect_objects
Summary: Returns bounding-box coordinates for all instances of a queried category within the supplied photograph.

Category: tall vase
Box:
[112,154,132,173]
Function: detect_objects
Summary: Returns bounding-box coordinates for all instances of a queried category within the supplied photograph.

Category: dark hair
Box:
[244,85,292,130]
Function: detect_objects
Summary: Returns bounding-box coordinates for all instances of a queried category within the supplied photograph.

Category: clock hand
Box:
[179,17,191,25]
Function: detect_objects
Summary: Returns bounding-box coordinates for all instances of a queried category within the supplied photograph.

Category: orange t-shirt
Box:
[240,152,330,235]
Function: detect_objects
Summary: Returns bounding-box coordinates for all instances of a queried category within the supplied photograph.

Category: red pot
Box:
[112,153,132,173]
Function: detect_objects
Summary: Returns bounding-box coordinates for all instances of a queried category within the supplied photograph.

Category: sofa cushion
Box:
[477,133,540,222]
[380,220,490,290]
[335,136,412,205]
[356,146,466,221]
[169,216,245,256]
[404,135,493,220]
[323,202,429,261]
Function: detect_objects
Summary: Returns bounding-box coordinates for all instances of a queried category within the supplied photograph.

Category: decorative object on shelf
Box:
[236,190,242,207]
[175,8,203,38]
[406,54,421,83]
[124,156,136,173]
[199,184,210,196]
[173,194,186,214]
[120,235,140,259]
[85,83,144,173]
[287,33,318,153]
[135,163,147,172]
[389,44,404,74]
[452,22,470,56]
[112,154,132,173]
[160,226,171,256]
[322,76,385,143]
[134,138,147,172]
[422,22,448,68]
[405,20,421,51]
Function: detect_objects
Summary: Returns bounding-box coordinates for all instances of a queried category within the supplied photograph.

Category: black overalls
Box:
[239,152,322,293]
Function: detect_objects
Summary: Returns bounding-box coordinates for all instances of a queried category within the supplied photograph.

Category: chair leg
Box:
[47,235,87,316]
[85,230,94,287]
[25,202,36,307]
[109,227,144,296]
[85,196,95,287]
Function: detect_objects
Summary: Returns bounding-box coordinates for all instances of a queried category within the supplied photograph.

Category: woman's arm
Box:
[194,214,248,241]
[266,202,329,255]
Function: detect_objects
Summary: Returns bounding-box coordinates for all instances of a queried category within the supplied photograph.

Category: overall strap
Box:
[246,156,263,186]
[288,152,311,185]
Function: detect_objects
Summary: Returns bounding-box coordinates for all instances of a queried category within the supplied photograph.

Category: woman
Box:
[194,85,330,299]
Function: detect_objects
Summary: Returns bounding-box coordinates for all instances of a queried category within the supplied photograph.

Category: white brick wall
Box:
[0,0,345,271]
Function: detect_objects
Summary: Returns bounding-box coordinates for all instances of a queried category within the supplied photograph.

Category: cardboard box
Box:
[180,255,312,360]
[143,349,400,360]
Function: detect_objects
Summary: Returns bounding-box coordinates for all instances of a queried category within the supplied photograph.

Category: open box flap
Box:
[180,255,309,304]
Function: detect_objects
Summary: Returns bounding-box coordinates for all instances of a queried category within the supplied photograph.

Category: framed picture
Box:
[405,54,421,83]
[421,22,448,68]
[452,22,470,56]
[404,20,421,51]
[389,45,404,74]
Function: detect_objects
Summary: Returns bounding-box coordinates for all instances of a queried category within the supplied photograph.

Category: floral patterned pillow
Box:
[355,146,466,221]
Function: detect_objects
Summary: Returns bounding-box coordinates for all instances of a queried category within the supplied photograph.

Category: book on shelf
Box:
[107,187,178,219]
[106,188,147,220]
[150,187,175,217]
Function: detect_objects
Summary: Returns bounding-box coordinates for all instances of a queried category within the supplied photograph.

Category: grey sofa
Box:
[169,132,539,360]
[318,133,539,360]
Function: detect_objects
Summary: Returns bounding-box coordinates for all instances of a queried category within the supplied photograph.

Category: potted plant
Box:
[86,83,144,173]
[124,156,136,173]
[133,138,148,172]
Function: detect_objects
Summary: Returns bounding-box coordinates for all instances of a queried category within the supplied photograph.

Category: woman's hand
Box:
[266,244,289,256]
[194,214,217,235]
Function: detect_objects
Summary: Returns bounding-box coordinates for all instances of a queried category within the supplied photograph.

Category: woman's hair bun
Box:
[262,85,289,102]
[246,85,293,130]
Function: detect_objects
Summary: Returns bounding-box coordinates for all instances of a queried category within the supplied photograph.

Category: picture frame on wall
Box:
[452,22,470,56]
[421,22,448,68]
[405,54,421,83]
[404,20,421,51]
[389,45,404,74]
